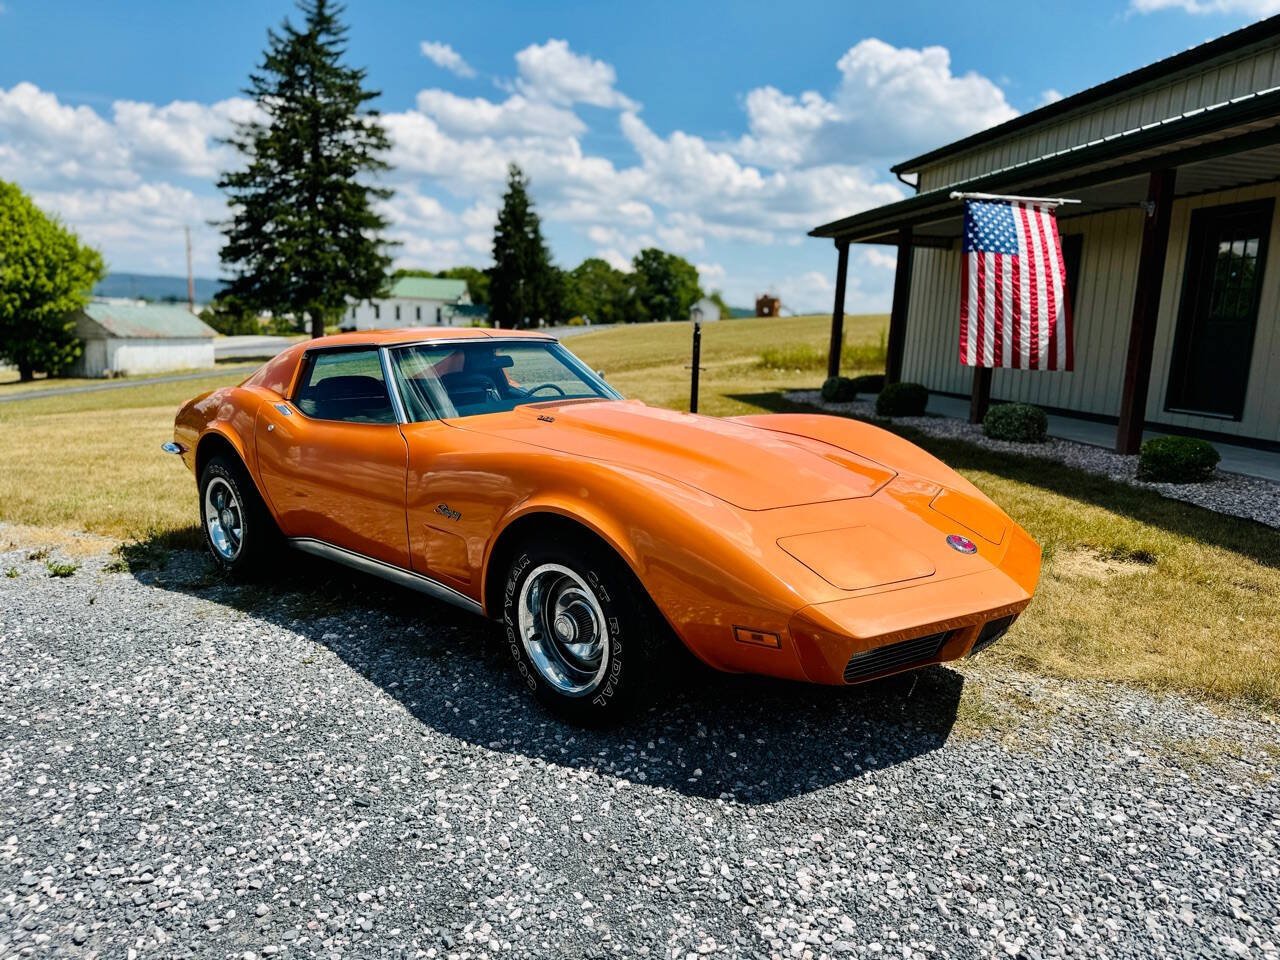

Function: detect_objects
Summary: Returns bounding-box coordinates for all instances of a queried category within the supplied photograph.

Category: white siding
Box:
[69,337,214,377]
[898,183,1280,442]
[915,45,1280,191]
[343,297,469,330]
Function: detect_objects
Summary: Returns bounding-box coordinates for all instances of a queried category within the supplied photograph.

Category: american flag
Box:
[960,199,1073,370]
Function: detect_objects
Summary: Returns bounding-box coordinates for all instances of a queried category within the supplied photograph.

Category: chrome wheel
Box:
[518,563,609,697]
[204,476,244,561]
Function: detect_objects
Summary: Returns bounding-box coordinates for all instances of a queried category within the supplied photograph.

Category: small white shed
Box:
[69,302,217,377]
[689,297,721,323]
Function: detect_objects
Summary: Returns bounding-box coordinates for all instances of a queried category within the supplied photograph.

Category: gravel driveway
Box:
[1,534,1278,959]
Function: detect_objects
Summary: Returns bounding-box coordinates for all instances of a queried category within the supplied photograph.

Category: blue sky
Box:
[1,0,1275,311]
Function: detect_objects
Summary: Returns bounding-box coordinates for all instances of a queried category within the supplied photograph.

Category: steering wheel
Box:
[526,382,568,397]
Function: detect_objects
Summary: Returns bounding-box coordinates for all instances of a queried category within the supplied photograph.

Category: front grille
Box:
[969,615,1016,657]
[843,630,949,684]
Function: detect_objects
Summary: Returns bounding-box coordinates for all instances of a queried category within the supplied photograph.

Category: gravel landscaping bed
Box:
[786,390,1280,529]
[1,533,1278,959]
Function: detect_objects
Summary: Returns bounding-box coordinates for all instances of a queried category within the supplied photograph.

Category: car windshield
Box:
[388,339,621,422]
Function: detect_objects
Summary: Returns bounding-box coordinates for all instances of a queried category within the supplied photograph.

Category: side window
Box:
[294,349,396,424]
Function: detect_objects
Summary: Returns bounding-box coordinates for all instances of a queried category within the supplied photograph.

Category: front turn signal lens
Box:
[734,626,781,649]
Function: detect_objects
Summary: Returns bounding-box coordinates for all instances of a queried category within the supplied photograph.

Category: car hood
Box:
[453,400,895,510]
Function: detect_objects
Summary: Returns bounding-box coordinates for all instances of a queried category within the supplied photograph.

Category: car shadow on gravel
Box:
[128,545,965,805]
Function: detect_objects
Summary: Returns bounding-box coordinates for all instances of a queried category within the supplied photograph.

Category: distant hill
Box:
[728,306,754,318]
[94,272,226,304]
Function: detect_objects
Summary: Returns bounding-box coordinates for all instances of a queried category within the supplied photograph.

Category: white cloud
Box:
[734,38,1017,169]
[696,262,726,285]
[420,41,476,78]
[1131,0,1280,11]
[414,89,584,137]
[514,39,639,110]
[0,35,1014,307]
[1038,88,1065,106]
[862,248,899,271]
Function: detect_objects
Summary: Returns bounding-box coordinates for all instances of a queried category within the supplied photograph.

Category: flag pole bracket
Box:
[949,191,1083,207]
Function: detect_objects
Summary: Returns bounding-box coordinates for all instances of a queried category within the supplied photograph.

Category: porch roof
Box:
[810,86,1280,248]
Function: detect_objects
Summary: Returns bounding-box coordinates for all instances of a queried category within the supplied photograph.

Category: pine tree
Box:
[489,164,562,329]
[217,0,392,338]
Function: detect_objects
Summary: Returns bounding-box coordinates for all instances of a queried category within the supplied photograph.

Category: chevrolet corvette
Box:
[165,327,1040,721]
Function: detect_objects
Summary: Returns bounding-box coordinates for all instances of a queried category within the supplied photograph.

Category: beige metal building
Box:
[812,16,1280,453]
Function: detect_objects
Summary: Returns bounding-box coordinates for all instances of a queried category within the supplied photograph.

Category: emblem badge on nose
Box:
[946,534,978,554]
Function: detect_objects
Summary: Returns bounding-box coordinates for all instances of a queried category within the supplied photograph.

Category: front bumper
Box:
[787,528,1039,685]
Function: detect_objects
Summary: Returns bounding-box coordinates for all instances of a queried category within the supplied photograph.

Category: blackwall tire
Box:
[198,454,277,579]
[501,534,661,724]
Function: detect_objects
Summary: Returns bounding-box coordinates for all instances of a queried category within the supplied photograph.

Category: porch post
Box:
[1116,169,1176,454]
[885,226,913,385]
[969,367,993,424]
[826,240,850,380]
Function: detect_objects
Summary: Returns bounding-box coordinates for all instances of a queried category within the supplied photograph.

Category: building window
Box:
[416,305,421,321]
[436,307,442,325]
[373,304,380,320]
[350,305,357,320]
[395,304,401,321]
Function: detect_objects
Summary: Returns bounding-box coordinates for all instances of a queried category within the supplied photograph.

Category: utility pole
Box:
[185,226,195,314]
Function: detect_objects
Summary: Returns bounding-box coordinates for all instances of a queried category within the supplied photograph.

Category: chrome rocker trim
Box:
[288,537,484,617]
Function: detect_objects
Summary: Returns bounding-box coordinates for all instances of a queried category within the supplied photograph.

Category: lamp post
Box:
[689,305,703,413]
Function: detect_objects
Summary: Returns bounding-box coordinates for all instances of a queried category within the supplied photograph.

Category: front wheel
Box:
[198,454,277,578]
[501,535,661,724]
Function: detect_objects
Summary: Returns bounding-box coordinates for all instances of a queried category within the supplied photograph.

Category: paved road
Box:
[1,534,1277,959]
[214,335,303,361]
[0,367,255,404]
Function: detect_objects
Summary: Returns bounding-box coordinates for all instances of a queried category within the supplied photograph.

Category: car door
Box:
[255,346,411,569]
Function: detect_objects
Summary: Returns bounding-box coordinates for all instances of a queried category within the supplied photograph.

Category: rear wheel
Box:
[501,534,661,724]
[198,454,277,578]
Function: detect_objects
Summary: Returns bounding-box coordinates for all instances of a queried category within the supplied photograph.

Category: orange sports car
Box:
[165,327,1040,721]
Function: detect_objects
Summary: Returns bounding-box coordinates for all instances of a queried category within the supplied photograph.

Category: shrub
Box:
[1137,436,1220,484]
[850,374,885,394]
[875,382,928,417]
[983,402,1048,443]
[821,376,856,402]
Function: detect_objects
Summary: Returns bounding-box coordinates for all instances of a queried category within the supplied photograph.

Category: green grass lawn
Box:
[1,313,1277,710]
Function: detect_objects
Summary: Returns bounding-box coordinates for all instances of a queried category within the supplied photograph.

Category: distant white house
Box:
[69,301,216,377]
[342,276,478,331]
[689,297,721,323]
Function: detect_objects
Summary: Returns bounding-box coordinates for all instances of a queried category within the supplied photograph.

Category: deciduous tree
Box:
[566,257,629,325]
[0,181,104,381]
[217,0,392,338]
[630,248,702,323]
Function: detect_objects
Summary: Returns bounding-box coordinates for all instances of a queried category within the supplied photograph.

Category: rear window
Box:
[294,349,396,424]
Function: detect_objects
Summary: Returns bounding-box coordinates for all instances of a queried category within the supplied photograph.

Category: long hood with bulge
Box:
[451,400,896,510]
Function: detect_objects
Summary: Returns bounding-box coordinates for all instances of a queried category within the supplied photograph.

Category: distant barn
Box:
[69,302,216,377]
[755,295,780,317]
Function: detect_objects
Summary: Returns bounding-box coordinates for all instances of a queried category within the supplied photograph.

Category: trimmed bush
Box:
[875,382,928,417]
[850,373,885,394]
[821,376,856,402]
[1137,436,1220,484]
[983,402,1048,443]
